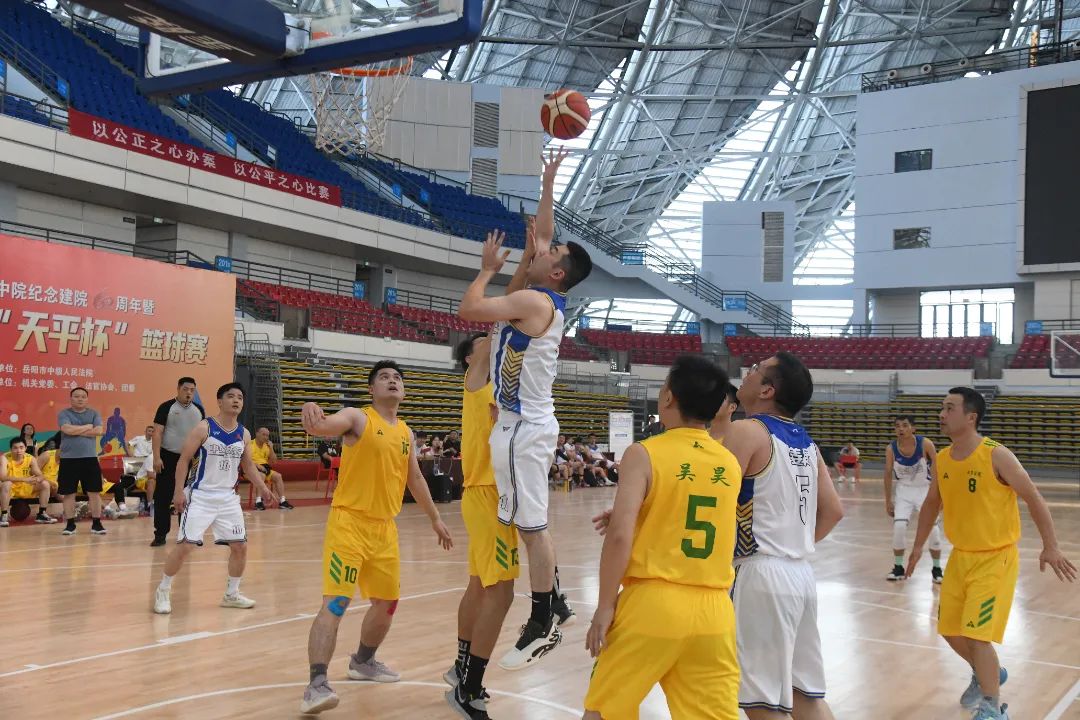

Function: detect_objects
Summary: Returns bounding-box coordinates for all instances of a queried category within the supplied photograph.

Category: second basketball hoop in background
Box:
[541,89,590,139]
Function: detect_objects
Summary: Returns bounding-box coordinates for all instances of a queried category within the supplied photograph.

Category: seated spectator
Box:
[442,430,462,457]
[643,414,664,438]
[1,437,56,526]
[584,433,618,484]
[430,435,445,456]
[551,435,572,487]
[250,427,293,510]
[128,424,157,515]
[835,440,862,486]
[317,438,340,469]
[415,432,434,458]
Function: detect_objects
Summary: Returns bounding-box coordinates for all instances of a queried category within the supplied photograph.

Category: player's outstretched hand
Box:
[905,544,924,578]
[586,606,614,658]
[541,147,569,181]
[1039,546,1078,582]
[300,402,325,432]
[481,230,510,273]
[260,484,278,507]
[173,491,187,515]
[591,508,612,536]
[432,518,454,551]
[885,498,894,518]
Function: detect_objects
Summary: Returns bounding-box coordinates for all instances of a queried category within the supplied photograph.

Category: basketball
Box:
[541,89,590,139]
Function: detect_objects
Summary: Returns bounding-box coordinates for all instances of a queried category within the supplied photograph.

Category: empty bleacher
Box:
[0,2,203,147]
[276,357,629,458]
[727,336,992,370]
[803,394,1079,469]
[581,329,702,367]
[1009,334,1050,369]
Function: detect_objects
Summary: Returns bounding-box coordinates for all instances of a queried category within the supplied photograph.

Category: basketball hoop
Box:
[309,50,413,157]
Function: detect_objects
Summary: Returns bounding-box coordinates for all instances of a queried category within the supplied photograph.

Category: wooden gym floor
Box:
[1,475,1077,720]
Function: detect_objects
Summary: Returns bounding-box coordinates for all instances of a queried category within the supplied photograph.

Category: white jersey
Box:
[735,415,819,561]
[187,417,246,496]
[490,287,565,424]
[129,436,153,458]
[891,435,931,488]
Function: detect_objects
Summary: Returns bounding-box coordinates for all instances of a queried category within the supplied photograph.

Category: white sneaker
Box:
[347,655,401,683]
[0,513,9,527]
[498,619,562,671]
[154,586,172,614]
[221,593,256,609]
[300,681,339,714]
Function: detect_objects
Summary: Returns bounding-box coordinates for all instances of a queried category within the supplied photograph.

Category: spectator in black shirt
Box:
[442,430,462,457]
[316,439,340,469]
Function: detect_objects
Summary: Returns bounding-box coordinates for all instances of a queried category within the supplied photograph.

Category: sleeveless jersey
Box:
[937,437,1020,552]
[188,418,246,495]
[334,406,412,519]
[490,287,565,423]
[462,374,496,488]
[891,435,930,487]
[6,454,33,478]
[624,428,741,590]
[735,415,820,561]
[249,440,271,466]
[39,451,59,482]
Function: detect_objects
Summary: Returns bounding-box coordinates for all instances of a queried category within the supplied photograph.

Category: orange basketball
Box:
[541,89,591,140]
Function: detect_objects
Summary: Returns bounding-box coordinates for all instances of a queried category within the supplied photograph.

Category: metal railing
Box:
[862,40,1080,93]
[391,288,459,314]
[0,88,68,129]
[308,303,452,345]
[225,256,355,296]
[1023,319,1080,334]
[0,219,212,267]
[175,93,275,161]
[0,23,70,106]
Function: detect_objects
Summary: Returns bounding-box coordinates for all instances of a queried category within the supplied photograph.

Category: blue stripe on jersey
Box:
[751,414,813,450]
[892,435,925,466]
[735,477,758,558]
[192,445,207,489]
[495,324,531,414]
[533,287,567,312]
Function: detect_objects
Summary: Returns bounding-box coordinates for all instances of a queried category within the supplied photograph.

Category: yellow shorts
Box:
[322,507,400,600]
[463,485,520,587]
[585,579,739,720]
[135,477,148,491]
[9,480,52,500]
[938,546,1019,644]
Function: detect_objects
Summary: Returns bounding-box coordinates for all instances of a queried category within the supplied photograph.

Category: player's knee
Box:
[230,541,248,557]
[582,711,602,720]
[384,599,399,616]
[325,595,351,616]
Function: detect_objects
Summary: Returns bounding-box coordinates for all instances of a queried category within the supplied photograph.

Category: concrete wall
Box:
[15,188,133,244]
[701,200,797,306]
[1033,272,1080,320]
[870,291,920,325]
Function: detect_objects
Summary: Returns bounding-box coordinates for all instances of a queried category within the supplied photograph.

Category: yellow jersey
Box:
[624,427,742,590]
[462,375,496,488]
[938,437,1021,552]
[333,406,412,519]
[249,440,272,466]
[39,451,59,482]
[5,454,33,478]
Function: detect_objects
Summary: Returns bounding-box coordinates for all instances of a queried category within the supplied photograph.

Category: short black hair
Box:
[762,352,813,417]
[368,360,404,386]
[666,355,731,423]
[70,386,88,396]
[948,386,986,426]
[455,332,487,371]
[9,437,26,449]
[558,241,593,292]
[216,382,245,399]
[724,384,739,408]
[894,414,915,425]
[177,377,196,387]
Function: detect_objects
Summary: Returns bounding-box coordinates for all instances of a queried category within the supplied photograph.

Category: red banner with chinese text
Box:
[0,234,236,452]
[68,109,343,206]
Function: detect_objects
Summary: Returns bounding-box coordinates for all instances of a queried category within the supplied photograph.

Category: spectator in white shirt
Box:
[128,425,156,514]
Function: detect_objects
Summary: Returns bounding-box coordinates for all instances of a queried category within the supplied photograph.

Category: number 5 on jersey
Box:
[682,494,716,559]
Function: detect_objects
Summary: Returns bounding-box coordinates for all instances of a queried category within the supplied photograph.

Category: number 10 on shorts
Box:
[329,552,358,585]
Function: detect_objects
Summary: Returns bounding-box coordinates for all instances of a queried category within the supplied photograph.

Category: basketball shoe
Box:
[153,586,172,615]
[970,699,1009,720]
[497,619,562,671]
[552,592,576,626]
[347,655,400,682]
[961,667,1008,709]
[220,593,256,609]
[445,685,490,720]
[300,681,339,714]
[886,565,906,581]
[932,566,944,584]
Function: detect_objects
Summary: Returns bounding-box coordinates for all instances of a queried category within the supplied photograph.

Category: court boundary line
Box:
[1044,677,1080,720]
[88,680,581,719]
[0,586,463,679]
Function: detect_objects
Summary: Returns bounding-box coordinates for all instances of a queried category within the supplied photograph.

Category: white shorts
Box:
[178,491,246,546]
[732,555,826,713]
[490,411,559,532]
[135,455,154,480]
[894,483,930,522]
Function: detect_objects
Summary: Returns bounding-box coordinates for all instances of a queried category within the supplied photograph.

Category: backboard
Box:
[136,0,481,96]
[1049,332,1080,377]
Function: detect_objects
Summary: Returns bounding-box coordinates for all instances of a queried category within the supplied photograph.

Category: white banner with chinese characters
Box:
[0,233,236,453]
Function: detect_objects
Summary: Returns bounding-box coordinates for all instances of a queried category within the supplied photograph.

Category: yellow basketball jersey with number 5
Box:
[937,438,1020,552]
[333,406,412,519]
[624,428,741,590]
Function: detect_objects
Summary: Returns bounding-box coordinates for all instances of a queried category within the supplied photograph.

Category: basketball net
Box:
[308,29,413,156]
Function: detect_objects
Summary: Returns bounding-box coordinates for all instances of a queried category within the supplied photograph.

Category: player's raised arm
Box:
[505,219,536,295]
[404,432,453,550]
[992,445,1076,582]
[173,420,210,514]
[301,403,365,440]
[883,443,896,518]
[814,451,844,541]
[533,148,567,256]
[586,442,650,658]
[905,465,943,578]
[240,429,276,506]
[458,231,549,324]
